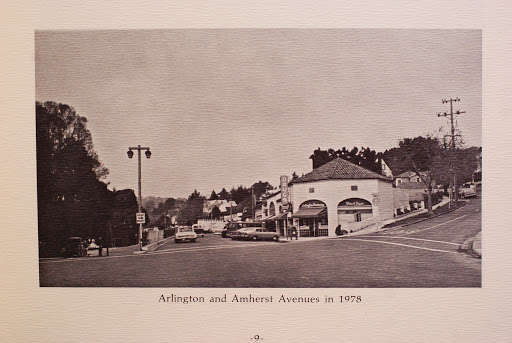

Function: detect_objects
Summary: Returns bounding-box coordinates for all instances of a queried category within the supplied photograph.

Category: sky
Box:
[35,29,482,199]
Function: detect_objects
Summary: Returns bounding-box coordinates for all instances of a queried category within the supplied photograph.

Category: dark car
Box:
[61,237,87,257]
[221,221,264,238]
[230,227,280,241]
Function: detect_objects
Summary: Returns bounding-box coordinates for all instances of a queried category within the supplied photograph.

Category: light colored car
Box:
[459,183,477,198]
[174,226,197,243]
[229,227,280,242]
[192,224,204,237]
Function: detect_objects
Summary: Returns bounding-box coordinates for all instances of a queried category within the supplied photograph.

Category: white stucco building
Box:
[288,158,394,237]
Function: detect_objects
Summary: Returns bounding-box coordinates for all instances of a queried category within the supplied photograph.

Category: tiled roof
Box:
[290,158,392,184]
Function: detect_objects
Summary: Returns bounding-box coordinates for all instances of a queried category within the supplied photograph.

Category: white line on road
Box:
[405,214,469,235]
[39,242,281,263]
[360,236,460,246]
[149,242,277,254]
[339,238,459,254]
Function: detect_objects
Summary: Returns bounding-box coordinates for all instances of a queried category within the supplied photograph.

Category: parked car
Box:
[230,227,280,242]
[221,221,264,238]
[192,224,204,237]
[174,226,197,243]
[459,182,477,198]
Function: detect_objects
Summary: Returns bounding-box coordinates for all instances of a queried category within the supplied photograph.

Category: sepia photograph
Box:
[36,29,482,288]
[5,1,512,342]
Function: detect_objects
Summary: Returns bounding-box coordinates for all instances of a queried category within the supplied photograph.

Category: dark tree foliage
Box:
[310,147,382,173]
[229,186,251,204]
[108,189,139,246]
[217,188,229,200]
[37,101,113,256]
[211,206,222,219]
[36,101,139,256]
[151,197,185,221]
[209,190,219,200]
[251,181,274,200]
[394,136,444,213]
[177,189,206,225]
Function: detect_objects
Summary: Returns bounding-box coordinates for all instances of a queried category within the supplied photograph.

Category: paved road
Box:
[39,197,481,287]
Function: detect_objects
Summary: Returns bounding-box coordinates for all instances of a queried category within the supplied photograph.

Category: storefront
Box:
[337,198,373,225]
[265,212,288,235]
[291,200,329,237]
[288,158,394,236]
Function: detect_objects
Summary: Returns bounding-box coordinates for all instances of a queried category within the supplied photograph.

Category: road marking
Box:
[404,214,469,235]
[360,236,460,246]
[339,238,459,254]
[39,242,282,263]
[150,242,278,254]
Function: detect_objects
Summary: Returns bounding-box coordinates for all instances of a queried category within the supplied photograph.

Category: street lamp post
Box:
[127,145,151,250]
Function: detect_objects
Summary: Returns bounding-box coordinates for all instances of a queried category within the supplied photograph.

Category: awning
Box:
[291,207,327,219]
[266,212,288,221]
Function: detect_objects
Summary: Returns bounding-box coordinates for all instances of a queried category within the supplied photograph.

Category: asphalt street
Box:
[39,197,481,287]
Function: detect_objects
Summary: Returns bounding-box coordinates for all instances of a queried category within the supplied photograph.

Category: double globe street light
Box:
[127,145,151,251]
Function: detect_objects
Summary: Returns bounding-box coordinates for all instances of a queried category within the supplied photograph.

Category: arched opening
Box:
[337,198,373,228]
[291,200,328,237]
[269,202,276,217]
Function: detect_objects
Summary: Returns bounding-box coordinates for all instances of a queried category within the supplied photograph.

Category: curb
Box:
[459,233,481,259]
[134,236,175,254]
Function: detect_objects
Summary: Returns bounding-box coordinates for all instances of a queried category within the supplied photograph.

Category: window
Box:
[351,185,358,191]
[309,188,315,193]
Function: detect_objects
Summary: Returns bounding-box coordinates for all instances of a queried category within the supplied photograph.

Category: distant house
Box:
[203,199,237,219]
[394,171,421,187]
[380,159,394,178]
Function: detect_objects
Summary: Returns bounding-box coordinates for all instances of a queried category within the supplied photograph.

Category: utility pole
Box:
[437,97,465,203]
[127,145,151,250]
[251,186,255,219]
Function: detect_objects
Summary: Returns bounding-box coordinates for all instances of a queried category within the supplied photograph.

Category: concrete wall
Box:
[290,179,394,236]
[147,229,164,244]
[377,180,394,221]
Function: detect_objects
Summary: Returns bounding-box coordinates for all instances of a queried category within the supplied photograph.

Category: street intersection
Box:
[39,196,481,287]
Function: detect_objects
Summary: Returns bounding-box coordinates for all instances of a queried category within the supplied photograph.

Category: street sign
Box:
[280,175,289,206]
[136,212,145,224]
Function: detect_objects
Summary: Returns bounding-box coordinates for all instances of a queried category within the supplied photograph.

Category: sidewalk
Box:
[471,232,482,257]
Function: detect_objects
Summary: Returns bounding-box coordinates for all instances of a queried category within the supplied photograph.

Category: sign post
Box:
[280,176,289,238]
[136,212,145,249]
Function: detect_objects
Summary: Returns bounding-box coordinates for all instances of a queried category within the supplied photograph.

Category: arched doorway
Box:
[292,200,328,237]
[337,198,373,228]
[269,202,276,217]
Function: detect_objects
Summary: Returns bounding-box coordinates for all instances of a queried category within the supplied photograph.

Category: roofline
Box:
[290,177,393,185]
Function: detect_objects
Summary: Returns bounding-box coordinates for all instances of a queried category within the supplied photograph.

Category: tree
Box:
[209,190,219,200]
[310,146,382,173]
[396,136,444,214]
[36,101,112,255]
[217,188,229,200]
[177,190,206,225]
[251,181,274,200]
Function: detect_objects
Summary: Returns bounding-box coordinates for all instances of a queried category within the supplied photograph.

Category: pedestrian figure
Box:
[82,240,88,257]
[335,225,341,236]
[291,226,298,240]
[97,237,103,257]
